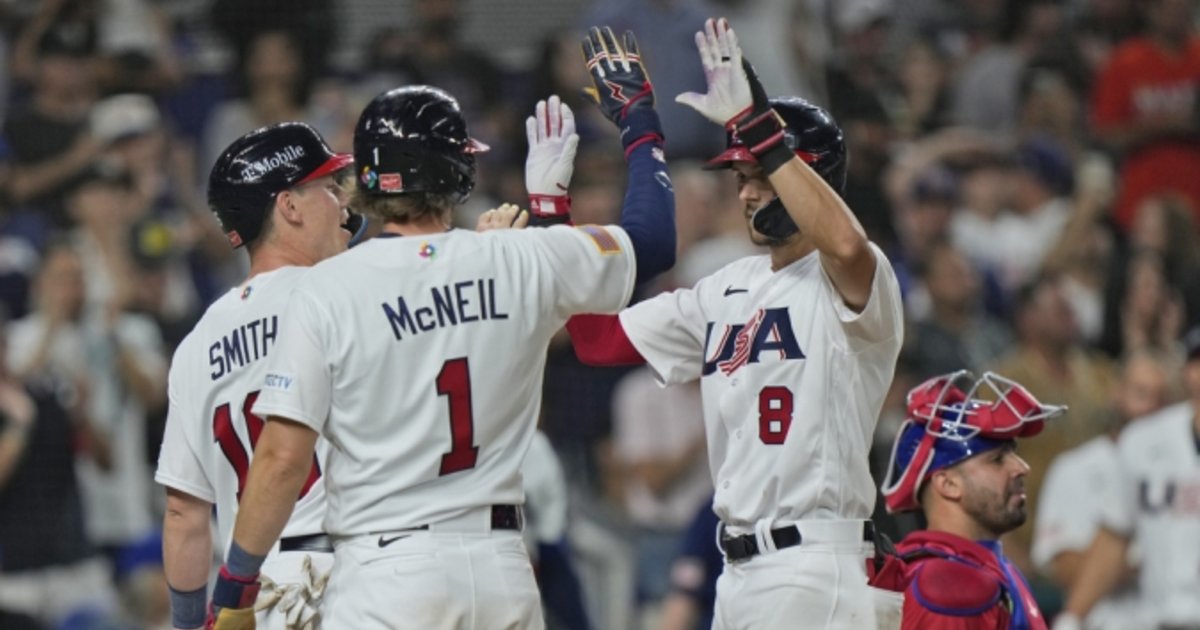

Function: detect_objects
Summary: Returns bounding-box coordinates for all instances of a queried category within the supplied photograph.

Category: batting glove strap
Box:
[734,107,792,175]
[619,108,665,158]
[529,194,572,218]
[211,566,260,613]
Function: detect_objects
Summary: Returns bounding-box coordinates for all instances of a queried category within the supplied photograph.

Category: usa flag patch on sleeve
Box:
[578,225,621,255]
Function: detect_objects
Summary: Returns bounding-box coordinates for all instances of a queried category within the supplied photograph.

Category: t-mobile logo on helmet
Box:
[240,145,306,180]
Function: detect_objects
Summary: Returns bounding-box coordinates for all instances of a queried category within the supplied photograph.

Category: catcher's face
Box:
[731,162,781,246]
[954,443,1030,538]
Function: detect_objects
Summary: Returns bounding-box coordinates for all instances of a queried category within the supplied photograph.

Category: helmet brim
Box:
[297,153,355,185]
[703,146,756,171]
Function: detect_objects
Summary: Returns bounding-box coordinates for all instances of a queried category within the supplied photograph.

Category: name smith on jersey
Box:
[209,315,279,381]
[382,278,508,341]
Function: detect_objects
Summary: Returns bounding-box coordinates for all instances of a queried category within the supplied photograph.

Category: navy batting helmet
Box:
[353,85,489,203]
[705,97,847,239]
[208,122,353,248]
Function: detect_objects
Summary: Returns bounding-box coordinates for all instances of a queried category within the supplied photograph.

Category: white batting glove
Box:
[675,18,754,127]
[525,94,579,220]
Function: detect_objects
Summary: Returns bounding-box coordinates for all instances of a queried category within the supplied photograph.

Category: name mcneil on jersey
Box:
[240,145,305,180]
[382,278,508,341]
[209,315,279,381]
[702,307,804,376]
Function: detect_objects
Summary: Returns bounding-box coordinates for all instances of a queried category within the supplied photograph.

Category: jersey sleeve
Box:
[524,224,637,319]
[618,279,712,386]
[1031,454,1098,570]
[251,288,333,434]
[154,351,216,502]
[821,242,904,348]
[1101,433,1140,535]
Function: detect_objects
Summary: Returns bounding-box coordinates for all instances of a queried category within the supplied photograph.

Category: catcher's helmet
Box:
[705,97,847,239]
[208,122,353,248]
[880,370,1066,514]
[353,85,489,203]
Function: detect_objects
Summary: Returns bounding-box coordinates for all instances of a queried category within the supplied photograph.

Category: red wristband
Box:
[529,194,572,217]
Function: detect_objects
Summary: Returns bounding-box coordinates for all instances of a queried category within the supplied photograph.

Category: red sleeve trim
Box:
[565,314,645,366]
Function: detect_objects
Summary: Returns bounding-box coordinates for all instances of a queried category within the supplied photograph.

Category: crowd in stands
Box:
[0,0,1197,629]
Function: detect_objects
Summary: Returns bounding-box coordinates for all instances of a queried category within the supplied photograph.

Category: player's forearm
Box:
[770,158,875,308]
[620,131,676,285]
[230,420,316,556]
[1063,527,1130,618]
[1048,550,1085,590]
[163,489,214,591]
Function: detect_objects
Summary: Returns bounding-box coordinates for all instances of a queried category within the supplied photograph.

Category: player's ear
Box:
[928,469,963,503]
[276,190,304,226]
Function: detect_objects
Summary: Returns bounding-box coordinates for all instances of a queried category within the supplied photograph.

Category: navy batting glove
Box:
[207,566,260,629]
[581,26,664,156]
[729,57,792,175]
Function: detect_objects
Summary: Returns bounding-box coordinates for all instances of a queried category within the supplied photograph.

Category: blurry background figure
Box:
[1034,349,1177,629]
[657,497,720,630]
[5,242,165,564]
[522,429,592,630]
[0,304,118,628]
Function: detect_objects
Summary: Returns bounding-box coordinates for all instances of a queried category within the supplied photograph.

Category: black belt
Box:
[720,521,875,561]
[391,505,525,533]
[279,533,333,553]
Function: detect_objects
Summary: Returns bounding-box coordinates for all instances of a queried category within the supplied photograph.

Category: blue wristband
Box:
[225,540,266,578]
[169,584,206,629]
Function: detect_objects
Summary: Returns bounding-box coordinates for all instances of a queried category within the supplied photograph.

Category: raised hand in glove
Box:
[207,566,260,630]
[676,18,792,174]
[581,26,664,155]
[525,94,579,224]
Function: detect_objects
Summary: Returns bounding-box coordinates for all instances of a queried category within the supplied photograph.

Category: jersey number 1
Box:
[213,391,321,501]
[437,357,479,476]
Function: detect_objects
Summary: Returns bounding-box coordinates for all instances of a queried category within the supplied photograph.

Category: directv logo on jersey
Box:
[264,372,294,391]
[240,145,305,180]
[702,307,805,376]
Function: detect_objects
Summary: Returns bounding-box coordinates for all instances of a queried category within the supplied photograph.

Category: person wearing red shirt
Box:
[1091,0,1200,231]
[879,371,1067,629]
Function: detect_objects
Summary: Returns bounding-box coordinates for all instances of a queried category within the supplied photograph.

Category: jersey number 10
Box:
[213,391,322,501]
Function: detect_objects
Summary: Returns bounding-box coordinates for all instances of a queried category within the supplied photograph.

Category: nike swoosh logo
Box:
[377,534,411,548]
[724,286,748,296]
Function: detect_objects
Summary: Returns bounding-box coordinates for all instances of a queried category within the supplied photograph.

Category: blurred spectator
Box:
[1017,63,1090,158]
[0,306,118,627]
[580,0,721,160]
[657,497,720,630]
[825,0,894,126]
[892,35,954,139]
[1034,349,1176,630]
[990,273,1116,577]
[202,29,336,176]
[93,0,183,95]
[6,243,166,560]
[210,0,335,80]
[5,16,103,229]
[1090,0,1200,232]
[953,137,1075,295]
[951,0,1076,135]
[1126,193,1200,330]
[611,368,710,617]
[523,430,591,630]
[1116,250,1185,356]
[1060,326,1200,628]
[1072,0,1143,75]
[908,241,1013,378]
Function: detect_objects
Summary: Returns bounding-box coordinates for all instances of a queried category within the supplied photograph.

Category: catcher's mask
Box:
[880,370,1067,513]
[704,96,846,240]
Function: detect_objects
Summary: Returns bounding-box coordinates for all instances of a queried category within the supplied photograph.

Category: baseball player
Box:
[1057,326,1200,630]
[206,27,676,629]
[880,370,1067,629]
[155,122,362,630]
[567,18,905,630]
[1032,351,1172,630]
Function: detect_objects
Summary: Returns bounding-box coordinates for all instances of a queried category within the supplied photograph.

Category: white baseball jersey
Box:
[1033,436,1144,630]
[619,243,903,529]
[1103,401,1200,626]
[156,267,329,553]
[252,225,635,536]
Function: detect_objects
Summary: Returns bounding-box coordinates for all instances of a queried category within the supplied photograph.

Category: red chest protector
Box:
[894,531,1013,630]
